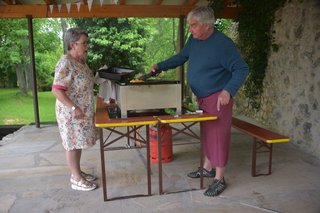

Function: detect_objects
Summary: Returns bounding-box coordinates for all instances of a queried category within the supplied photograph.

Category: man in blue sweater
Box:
[150,6,248,197]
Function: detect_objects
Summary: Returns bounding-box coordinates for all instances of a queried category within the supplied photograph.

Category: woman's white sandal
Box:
[81,171,96,181]
[70,178,96,191]
[71,171,96,182]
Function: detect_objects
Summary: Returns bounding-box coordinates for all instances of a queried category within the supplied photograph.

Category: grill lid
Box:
[117,80,180,86]
[98,66,135,82]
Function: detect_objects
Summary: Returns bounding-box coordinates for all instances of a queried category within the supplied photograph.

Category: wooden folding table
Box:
[95,97,158,201]
[156,113,218,194]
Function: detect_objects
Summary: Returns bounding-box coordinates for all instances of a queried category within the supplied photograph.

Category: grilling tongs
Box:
[138,68,162,81]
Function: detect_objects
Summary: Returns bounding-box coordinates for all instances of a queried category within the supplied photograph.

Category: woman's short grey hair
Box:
[64,28,88,50]
[187,6,215,27]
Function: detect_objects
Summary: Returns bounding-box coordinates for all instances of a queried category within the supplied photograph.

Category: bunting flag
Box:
[88,0,93,12]
[49,4,54,14]
[66,3,71,14]
[57,4,62,12]
[100,0,104,7]
[76,1,82,12]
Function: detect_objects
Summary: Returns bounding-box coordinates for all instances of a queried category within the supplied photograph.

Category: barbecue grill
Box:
[98,67,182,118]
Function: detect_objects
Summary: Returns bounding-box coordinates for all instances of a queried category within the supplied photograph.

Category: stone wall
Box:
[234,0,320,158]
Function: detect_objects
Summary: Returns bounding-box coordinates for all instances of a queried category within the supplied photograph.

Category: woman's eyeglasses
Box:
[75,41,90,46]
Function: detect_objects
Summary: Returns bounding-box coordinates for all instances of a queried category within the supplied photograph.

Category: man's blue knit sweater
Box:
[157,29,249,98]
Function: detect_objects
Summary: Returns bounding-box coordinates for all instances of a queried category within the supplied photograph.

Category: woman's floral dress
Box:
[53,55,97,151]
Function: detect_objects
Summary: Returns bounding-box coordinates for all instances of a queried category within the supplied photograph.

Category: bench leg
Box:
[268,143,273,175]
[251,138,257,177]
[251,138,273,177]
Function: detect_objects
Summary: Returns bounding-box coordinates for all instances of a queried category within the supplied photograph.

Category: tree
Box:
[0,19,30,95]
[0,21,17,88]
[0,18,62,92]
[144,18,181,78]
[72,18,151,74]
[33,18,63,91]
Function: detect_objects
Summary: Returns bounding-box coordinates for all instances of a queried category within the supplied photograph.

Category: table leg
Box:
[99,128,107,201]
[200,122,204,189]
[157,123,163,194]
[126,126,130,147]
[146,125,151,195]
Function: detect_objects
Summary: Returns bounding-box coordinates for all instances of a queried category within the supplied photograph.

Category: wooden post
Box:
[27,15,40,128]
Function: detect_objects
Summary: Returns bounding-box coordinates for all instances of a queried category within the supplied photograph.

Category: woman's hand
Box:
[52,88,85,119]
[73,107,85,120]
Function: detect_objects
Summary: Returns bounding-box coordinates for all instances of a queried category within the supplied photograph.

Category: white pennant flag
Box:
[88,0,93,12]
[100,0,104,6]
[76,2,82,12]
[66,3,71,14]
[49,4,54,14]
[57,4,62,12]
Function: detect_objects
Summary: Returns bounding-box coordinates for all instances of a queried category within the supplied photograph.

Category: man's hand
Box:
[217,90,230,111]
[149,64,158,73]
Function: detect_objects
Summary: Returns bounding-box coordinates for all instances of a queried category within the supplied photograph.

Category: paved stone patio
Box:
[0,124,319,213]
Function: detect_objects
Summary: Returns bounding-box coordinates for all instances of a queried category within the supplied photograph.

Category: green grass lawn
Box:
[0,88,57,125]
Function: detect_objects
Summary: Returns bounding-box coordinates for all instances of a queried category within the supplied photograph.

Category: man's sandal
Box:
[203,178,226,197]
[70,178,97,191]
[187,167,216,178]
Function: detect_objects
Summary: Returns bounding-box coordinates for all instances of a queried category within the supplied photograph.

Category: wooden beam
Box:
[184,0,199,6]
[218,7,239,19]
[4,0,22,5]
[118,0,126,5]
[153,0,163,5]
[3,0,12,5]
[0,4,198,18]
[42,0,56,4]
[224,0,238,7]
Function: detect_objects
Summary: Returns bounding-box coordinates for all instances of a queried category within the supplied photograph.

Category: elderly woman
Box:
[149,6,249,197]
[52,28,97,191]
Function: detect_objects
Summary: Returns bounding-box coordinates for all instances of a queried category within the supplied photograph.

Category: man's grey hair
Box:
[187,6,215,27]
[64,28,88,50]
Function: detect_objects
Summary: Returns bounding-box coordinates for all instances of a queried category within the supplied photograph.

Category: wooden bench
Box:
[232,117,290,177]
